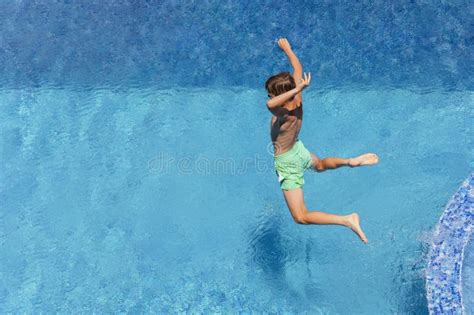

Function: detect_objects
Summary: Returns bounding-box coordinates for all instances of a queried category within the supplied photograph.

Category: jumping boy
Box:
[265,38,379,244]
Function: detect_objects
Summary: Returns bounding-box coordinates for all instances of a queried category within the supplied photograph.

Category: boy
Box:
[265,38,379,244]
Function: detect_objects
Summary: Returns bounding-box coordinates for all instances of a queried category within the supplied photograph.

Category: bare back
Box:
[270,103,303,155]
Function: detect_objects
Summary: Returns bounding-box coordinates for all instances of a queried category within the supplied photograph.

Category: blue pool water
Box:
[0,1,472,313]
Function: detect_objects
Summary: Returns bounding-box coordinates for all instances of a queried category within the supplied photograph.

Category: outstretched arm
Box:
[278,38,303,83]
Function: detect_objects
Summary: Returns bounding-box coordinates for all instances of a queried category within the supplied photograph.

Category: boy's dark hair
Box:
[265,72,296,97]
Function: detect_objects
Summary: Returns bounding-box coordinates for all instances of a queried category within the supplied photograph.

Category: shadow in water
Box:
[243,204,343,312]
[244,205,304,293]
[246,207,289,279]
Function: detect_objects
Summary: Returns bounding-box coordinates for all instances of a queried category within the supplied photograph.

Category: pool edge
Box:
[426,173,474,314]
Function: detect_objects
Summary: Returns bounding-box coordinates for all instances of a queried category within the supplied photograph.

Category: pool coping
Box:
[426,173,474,315]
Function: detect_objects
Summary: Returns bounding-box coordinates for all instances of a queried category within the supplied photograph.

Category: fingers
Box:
[301,73,307,83]
[277,37,291,49]
[300,72,312,85]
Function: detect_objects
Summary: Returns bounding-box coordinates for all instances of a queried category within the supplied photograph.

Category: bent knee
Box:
[293,213,309,225]
[314,161,326,172]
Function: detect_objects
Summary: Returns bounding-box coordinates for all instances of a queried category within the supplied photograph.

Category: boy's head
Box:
[265,72,296,98]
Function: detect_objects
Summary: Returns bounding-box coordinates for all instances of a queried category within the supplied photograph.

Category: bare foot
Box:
[348,153,379,167]
[345,213,368,244]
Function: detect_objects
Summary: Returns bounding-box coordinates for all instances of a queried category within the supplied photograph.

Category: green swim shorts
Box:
[274,139,313,190]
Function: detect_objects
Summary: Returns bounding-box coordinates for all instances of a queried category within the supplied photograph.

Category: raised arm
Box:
[278,38,303,82]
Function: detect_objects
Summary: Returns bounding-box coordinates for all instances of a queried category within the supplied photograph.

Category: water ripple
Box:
[245,206,300,277]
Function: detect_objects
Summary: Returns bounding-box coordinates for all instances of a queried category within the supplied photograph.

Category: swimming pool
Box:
[0,1,472,313]
[426,174,473,313]
[463,235,474,313]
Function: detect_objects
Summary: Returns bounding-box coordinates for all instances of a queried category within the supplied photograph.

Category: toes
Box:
[349,153,379,167]
[370,153,379,163]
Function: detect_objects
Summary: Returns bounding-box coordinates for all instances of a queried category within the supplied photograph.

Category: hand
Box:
[277,38,292,52]
[296,72,311,91]
[283,101,300,111]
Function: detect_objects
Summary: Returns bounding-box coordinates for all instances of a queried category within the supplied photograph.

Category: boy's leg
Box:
[310,152,379,172]
[310,153,349,172]
[282,188,368,243]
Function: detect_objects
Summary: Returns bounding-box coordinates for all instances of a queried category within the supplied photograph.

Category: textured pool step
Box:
[426,174,474,314]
